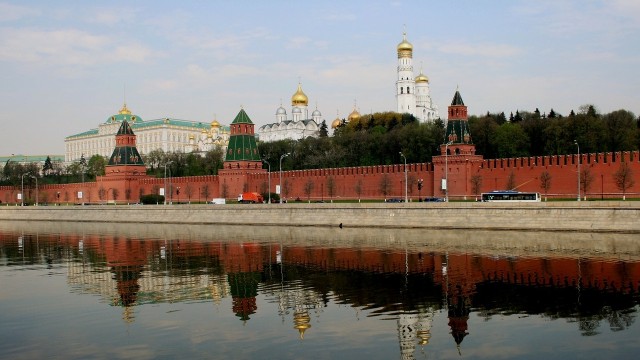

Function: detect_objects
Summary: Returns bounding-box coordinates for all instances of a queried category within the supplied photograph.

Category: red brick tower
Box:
[432,89,484,200]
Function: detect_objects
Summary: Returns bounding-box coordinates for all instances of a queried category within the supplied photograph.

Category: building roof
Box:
[451,90,465,106]
[231,108,254,124]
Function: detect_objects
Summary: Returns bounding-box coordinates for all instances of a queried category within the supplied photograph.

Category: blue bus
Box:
[481,190,541,202]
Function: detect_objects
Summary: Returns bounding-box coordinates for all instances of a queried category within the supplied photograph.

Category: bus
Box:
[481,190,541,202]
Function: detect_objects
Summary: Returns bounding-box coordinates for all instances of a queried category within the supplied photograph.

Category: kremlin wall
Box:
[1,87,639,207]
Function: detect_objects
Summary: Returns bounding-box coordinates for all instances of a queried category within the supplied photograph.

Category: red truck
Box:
[237,192,264,204]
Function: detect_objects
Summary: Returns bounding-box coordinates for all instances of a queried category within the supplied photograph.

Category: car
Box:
[423,197,444,202]
[385,198,404,203]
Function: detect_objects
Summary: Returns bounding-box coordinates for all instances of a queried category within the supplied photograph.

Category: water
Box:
[1,221,639,359]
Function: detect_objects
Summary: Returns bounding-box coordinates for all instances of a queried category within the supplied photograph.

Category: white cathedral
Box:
[396,32,439,122]
[257,83,322,142]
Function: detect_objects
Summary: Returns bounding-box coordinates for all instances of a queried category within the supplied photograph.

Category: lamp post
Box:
[163,161,172,205]
[31,175,38,206]
[574,140,580,201]
[399,152,407,203]
[20,173,29,206]
[418,178,423,201]
[279,153,290,204]
[445,141,453,202]
[263,158,271,204]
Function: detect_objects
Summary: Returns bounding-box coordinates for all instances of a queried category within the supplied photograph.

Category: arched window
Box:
[400,87,404,94]
[407,87,410,94]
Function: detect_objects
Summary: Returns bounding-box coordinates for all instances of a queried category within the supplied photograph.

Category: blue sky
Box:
[1,0,639,156]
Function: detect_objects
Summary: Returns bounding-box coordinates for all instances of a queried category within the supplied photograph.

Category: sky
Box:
[1,0,639,156]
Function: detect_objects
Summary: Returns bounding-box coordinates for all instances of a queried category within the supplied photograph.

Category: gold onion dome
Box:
[119,103,132,115]
[348,108,361,122]
[291,83,308,106]
[211,119,220,128]
[415,71,429,83]
[331,117,342,129]
[397,32,413,58]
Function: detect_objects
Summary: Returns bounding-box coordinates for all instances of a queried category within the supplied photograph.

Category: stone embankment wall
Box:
[1,202,638,233]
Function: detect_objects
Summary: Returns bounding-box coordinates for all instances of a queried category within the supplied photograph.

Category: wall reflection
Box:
[1,221,638,358]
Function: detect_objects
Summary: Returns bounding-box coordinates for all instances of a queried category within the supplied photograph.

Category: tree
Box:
[98,187,106,203]
[379,174,392,200]
[613,161,635,200]
[493,123,529,158]
[326,177,336,202]
[354,179,363,202]
[603,110,637,152]
[319,120,328,138]
[202,184,211,201]
[470,174,482,200]
[303,179,314,202]
[43,156,53,176]
[539,171,552,201]
[580,167,594,200]
[87,155,107,179]
[112,188,120,203]
[185,183,193,203]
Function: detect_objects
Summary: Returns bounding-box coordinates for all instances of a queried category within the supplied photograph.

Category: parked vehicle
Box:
[237,192,264,204]
[209,198,226,205]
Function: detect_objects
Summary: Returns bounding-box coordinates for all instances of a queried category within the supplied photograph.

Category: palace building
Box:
[396,32,439,123]
[64,103,230,163]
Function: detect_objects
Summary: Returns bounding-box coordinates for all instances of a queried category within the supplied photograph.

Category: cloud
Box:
[286,36,311,49]
[0,27,155,66]
[0,3,40,22]
[438,42,522,58]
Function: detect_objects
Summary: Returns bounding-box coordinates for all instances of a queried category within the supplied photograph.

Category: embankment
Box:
[1,201,638,233]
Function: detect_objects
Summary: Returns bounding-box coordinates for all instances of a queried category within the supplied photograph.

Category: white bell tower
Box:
[396,32,415,115]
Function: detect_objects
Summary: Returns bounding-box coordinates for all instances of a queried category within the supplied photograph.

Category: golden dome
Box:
[331,117,342,129]
[189,134,195,140]
[291,83,308,106]
[119,103,132,115]
[211,119,220,128]
[348,108,361,122]
[201,128,208,133]
[397,32,413,58]
[415,71,429,83]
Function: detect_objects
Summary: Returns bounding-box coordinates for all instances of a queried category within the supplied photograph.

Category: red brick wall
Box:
[1,151,639,204]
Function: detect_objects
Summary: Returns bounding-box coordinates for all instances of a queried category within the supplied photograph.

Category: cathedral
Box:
[396,32,439,122]
[256,83,322,142]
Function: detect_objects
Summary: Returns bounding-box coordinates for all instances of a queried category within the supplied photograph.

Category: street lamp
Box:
[20,172,29,206]
[574,140,580,201]
[445,141,453,202]
[263,158,271,204]
[163,161,172,205]
[279,153,290,204]
[31,175,38,206]
[399,152,407,203]
[418,178,423,201]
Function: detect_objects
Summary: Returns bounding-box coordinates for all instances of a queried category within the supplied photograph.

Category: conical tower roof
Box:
[108,120,144,166]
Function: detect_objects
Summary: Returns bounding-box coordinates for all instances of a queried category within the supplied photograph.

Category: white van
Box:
[210,198,226,205]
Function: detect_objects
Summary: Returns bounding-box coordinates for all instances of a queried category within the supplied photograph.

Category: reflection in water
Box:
[0,221,639,359]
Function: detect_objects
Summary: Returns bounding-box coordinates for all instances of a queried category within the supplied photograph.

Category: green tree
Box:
[43,156,53,175]
[493,123,529,158]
